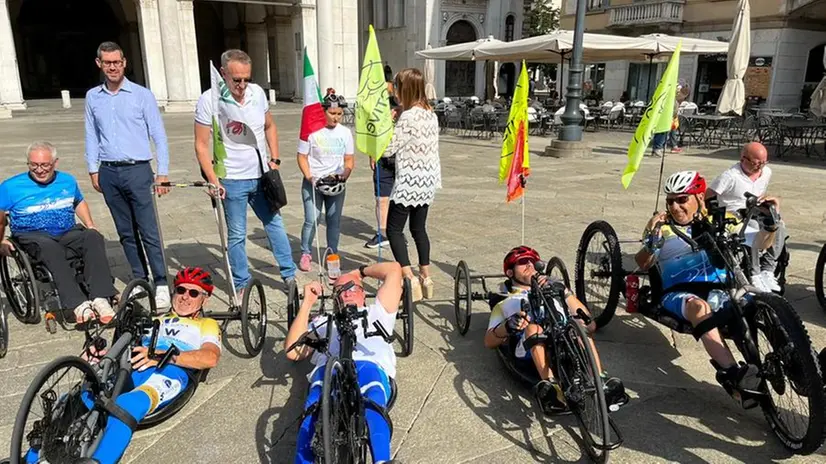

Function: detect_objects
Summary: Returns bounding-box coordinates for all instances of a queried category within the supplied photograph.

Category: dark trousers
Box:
[16,226,117,309]
[98,163,167,285]
[386,201,430,267]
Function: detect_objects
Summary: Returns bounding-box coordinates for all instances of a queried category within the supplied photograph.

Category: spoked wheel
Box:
[398,277,414,357]
[546,256,572,289]
[774,243,790,296]
[0,305,8,358]
[286,279,300,329]
[815,244,826,312]
[559,320,613,463]
[453,260,472,336]
[575,221,623,329]
[749,293,825,454]
[240,278,267,357]
[1,248,41,324]
[321,357,368,464]
[114,279,155,342]
[11,356,104,463]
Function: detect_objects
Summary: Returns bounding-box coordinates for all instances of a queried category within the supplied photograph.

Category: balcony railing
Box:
[608,1,685,28]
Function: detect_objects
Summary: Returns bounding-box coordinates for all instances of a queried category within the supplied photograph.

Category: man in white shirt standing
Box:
[194,50,297,292]
[707,142,785,292]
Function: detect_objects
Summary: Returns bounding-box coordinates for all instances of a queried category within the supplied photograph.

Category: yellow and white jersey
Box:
[141,313,222,353]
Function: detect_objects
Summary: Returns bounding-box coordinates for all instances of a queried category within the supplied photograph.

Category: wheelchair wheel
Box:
[11,356,104,463]
[240,278,267,357]
[398,277,414,357]
[286,278,300,329]
[575,221,623,329]
[546,256,572,289]
[1,248,41,324]
[321,357,369,464]
[454,260,472,336]
[815,244,826,312]
[0,305,8,358]
[749,293,825,454]
[560,319,612,463]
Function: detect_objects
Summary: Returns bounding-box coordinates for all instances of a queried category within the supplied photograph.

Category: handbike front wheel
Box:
[11,356,103,464]
[321,357,368,464]
[546,256,572,289]
[286,279,300,329]
[750,293,825,454]
[575,221,623,329]
[399,277,414,357]
[815,244,826,312]
[453,260,472,336]
[0,305,8,358]
[240,278,267,357]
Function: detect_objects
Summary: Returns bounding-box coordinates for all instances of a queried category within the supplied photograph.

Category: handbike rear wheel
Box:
[575,221,623,329]
[399,277,414,357]
[749,293,825,454]
[321,357,368,464]
[240,278,267,357]
[11,356,104,463]
[815,244,826,312]
[454,261,472,336]
[0,305,8,358]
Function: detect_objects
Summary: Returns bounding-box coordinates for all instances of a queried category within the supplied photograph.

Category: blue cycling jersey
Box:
[0,171,82,237]
[652,223,728,290]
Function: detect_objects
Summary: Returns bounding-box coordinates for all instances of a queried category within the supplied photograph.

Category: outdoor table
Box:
[685,114,736,147]
[776,119,826,158]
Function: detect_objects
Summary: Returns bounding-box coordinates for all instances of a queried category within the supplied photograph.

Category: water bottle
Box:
[326,253,341,282]
[625,275,640,313]
[707,289,729,312]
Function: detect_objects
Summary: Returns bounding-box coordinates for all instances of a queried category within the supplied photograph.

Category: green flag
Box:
[356,25,394,160]
[209,62,232,178]
[621,42,682,189]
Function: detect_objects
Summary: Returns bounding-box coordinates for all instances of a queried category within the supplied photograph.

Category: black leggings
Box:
[386,201,430,267]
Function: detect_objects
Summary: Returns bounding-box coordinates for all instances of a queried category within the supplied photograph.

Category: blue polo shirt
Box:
[0,172,83,237]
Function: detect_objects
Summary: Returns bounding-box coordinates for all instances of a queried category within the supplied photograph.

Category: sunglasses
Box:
[339,284,364,296]
[231,77,252,85]
[666,195,691,206]
[175,286,206,298]
[741,157,767,168]
[515,257,535,266]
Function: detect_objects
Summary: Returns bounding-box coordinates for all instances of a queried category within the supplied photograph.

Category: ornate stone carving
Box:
[441,0,486,6]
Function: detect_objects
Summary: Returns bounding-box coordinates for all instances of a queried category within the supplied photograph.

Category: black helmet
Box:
[323,90,345,109]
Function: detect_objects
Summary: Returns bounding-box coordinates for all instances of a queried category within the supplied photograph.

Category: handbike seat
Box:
[487,281,514,310]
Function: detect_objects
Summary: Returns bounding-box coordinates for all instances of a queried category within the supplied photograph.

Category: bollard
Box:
[269,89,277,106]
[61,90,71,109]
[0,106,11,120]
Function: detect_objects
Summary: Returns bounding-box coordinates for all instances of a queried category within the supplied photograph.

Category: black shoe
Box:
[715,362,761,407]
[601,375,629,411]
[365,234,390,249]
[534,380,567,415]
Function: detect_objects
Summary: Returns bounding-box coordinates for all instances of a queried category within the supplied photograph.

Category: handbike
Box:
[815,243,826,312]
[152,181,268,357]
[287,281,397,464]
[9,279,206,463]
[578,196,825,454]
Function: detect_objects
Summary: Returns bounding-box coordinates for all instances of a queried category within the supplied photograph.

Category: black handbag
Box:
[257,150,288,212]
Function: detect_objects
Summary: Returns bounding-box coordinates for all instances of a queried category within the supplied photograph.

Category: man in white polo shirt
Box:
[194,49,296,293]
[707,142,785,292]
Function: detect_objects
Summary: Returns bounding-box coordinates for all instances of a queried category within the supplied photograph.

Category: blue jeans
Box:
[653,130,679,150]
[222,178,297,290]
[98,162,167,285]
[300,179,345,255]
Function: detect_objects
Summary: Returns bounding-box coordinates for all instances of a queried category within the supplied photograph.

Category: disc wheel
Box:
[398,277,414,357]
[10,356,104,463]
[1,248,41,324]
[546,256,572,289]
[240,278,267,357]
[750,293,825,454]
[453,260,472,336]
[286,279,300,329]
[815,244,826,312]
[575,221,623,329]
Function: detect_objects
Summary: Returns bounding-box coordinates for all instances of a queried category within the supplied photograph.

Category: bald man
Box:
[707,142,785,292]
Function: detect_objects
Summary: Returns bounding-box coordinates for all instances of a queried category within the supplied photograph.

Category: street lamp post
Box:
[558,0,587,141]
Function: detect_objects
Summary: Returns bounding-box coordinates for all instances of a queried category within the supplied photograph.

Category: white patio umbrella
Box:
[422,44,437,100]
[471,30,654,63]
[415,35,503,61]
[810,53,826,117]
[716,0,751,115]
[638,33,730,56]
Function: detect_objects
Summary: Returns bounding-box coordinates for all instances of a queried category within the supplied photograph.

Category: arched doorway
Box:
[444,20,476,97]
[11,0,128,98]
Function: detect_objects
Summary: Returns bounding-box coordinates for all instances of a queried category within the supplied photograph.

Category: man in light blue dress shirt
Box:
[84,41,172,309]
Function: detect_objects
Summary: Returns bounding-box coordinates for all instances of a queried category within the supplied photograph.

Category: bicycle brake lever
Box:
[147,319,161,359]
[575,308,592,326]
[370,321,394,343]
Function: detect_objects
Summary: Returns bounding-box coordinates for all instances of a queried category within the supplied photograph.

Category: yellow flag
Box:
[499,62,530,202]
[621,42,682,189]
[356,25,394,160]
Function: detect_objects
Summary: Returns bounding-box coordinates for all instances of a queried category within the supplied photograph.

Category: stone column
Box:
[291,8,304,101]
[157,0,190,111]
[177,0,202,102]
[126,22,145,86]
[316,0,334,91]
[135,0,168,106]
[387,0,403,28]
[372,0,386,29]
[267,16,281,96]
[0,0,25,110]
[246,22,271,89]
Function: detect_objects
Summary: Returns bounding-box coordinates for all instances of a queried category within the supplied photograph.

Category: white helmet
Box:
[663,170,706,195]
[316,176,346,196]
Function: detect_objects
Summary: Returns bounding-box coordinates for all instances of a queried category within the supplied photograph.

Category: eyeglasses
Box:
[27,161,56,171]
[339,284,364,296]
[741,157,767,168]
[515,257,535,267]
[101,60,124,68]
[666,195,691,206]
[231,77,252,85]
[175,286,207,298]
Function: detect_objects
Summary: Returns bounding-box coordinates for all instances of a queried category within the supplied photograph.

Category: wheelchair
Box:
[574,197,825,455]
[0,300,7,359]
[286,276,416,357]
[8,279,207,463]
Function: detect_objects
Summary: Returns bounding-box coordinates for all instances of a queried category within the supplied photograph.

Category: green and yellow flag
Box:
[499,61,530,202]
[356,25,394,160]
[621,42,682,189]
[209,62,231,178]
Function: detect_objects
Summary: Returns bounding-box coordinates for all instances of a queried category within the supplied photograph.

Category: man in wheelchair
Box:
[484,246,627,414]
[635,171,764,403]
[706,142,785,293]
[0,142,117,324]
[77,267,222,464]
[285,261,402,464]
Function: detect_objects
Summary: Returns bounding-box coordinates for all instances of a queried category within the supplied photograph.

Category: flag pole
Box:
[653,152,667,214]
[375,163,382,262]
[521,192,526,245]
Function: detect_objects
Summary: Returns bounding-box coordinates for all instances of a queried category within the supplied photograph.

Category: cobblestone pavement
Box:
[1,101,826,463]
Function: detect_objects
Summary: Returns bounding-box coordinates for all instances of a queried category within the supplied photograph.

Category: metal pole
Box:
[558,0,587,141]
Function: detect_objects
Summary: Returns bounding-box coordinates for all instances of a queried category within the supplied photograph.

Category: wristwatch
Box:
[270,158,281,166]
[359,265,368,278]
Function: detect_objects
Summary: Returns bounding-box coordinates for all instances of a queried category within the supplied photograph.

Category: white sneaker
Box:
[750,274,770,293]
[73,301,94,324]
[92,298,116,324]
[761,270,781,292]
[155,285,171,310]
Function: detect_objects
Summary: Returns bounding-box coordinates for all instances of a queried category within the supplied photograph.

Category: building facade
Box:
[559,0,826,110]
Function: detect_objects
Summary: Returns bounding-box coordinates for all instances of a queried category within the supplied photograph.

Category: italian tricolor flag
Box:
[299,48,326,142]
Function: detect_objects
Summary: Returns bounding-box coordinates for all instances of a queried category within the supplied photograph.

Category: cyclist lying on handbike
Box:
[484,246,627,414]
[285,262,402,464]
[52,267,222,464]
[635,171,770,404]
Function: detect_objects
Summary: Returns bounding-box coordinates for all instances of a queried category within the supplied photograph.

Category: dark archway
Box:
[805,43,825,82]
[12,0,127,98]
[194,2,226,91]
[445,20,477,97]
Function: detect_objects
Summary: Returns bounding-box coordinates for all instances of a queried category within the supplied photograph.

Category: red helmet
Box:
[503,246,540,274]
[174,267,214,296]
[664,171,706,195]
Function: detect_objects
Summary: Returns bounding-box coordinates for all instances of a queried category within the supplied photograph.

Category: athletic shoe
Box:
[299,253,312,272]
[155,285,171,310]
[365,234,390,249]
[761,270,781,292]
[534,379,567,414]
[91,298,116,324]
[750,273,770,293]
